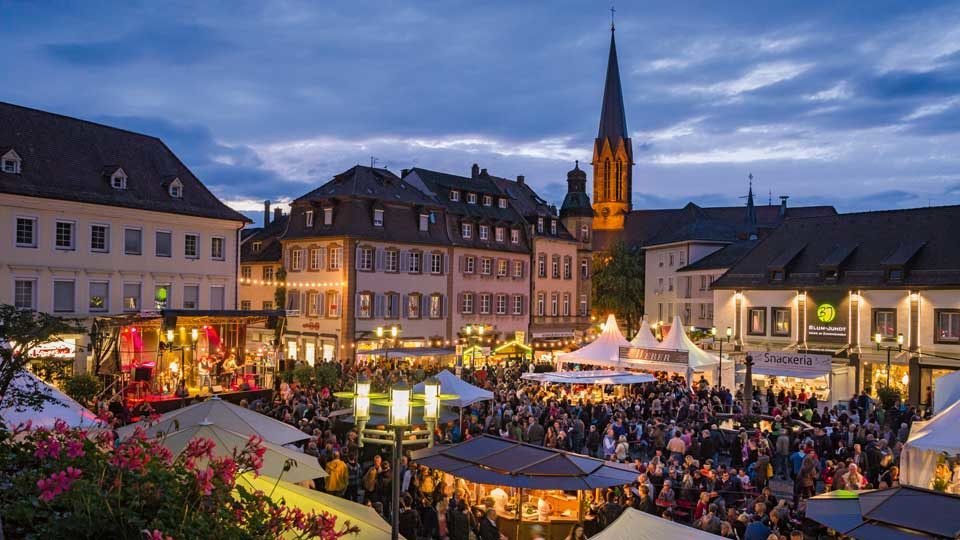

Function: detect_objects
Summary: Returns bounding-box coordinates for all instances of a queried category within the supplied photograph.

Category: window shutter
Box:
[458,255,464,273]
[355,246,362,268]
[441,294,447,318]
[401,294,408,318]
[318,292,326,317]
[443,253,449,274]
[318,247,326,270]
[421,294,429,318]
[521,295,528,315]
[375,248,384,271]
[375,294,384,317]
[355,293,361,316]
[400,250,408,272]
[456,293,464,314]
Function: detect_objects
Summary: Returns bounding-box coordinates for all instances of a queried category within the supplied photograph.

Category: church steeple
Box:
[745,173,757,228]
[592,21,633,231]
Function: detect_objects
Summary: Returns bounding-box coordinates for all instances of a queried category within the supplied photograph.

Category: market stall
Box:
[901,399,960,491]
[0,370,101,429]
[737,350,848,406]
[492,340,534,365]
[521,369,655,402]
[360,347,456,369]
[556,315,631,371]
[629,320,660,349]
[410,435,639,540]
[620,315,730,387]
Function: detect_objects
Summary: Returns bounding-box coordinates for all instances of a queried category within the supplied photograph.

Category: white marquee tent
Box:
[589,508,720,540]
[0,370,101,430]
[412,369,493,408]
[521,370,655,385]
[630,320,660,349]
[901,399,960,489]
[934,369,960,415]
[556,314,632,370]
[622,315,734,385]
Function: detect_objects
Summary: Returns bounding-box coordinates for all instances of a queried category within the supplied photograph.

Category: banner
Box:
[748,351,832,376]
[806,291,849,342]
[619,346,689,365]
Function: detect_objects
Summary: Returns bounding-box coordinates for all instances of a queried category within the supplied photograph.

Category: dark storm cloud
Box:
[43,22,230,66]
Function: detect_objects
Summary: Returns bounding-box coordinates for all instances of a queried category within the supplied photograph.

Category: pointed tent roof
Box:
[591,508,721,540]
[412,369,494,408]
[934,370,960,414]
[630,320,660,348]
[0,370,101,429]
[655,315,719,371]
[556,314,631,369]
[597,29,628,145]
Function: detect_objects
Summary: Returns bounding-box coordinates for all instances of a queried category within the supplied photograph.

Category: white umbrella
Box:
[0,370,101,430]
[117,396,308,446]
[158,421,326,484]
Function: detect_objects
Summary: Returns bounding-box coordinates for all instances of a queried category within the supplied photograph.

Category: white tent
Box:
[521,370,655,385]
[159,421,327,483]
[412,369,493,408]
[116,396,309,445]
[901,399,960,489]
[589,508,720,540]
[934,370,960,414]
[630,320,660,348]
[556,314,632,370]
[656,315,720,372]
[0,370,101,429]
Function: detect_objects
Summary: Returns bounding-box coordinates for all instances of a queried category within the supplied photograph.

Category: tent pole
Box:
[516,487,523,540]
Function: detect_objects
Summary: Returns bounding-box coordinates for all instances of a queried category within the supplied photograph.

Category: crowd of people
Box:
[127,360,925,540]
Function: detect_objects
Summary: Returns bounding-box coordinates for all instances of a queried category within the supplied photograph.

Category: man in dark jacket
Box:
[398,494,421,540]
[479,509,502,540]
[448,499,471,540]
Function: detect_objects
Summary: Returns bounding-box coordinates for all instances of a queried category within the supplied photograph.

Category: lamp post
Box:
[875,332,904,389]
[386,380,412,540]
[712,326,733,391]
[421,377,441,448]
[376,325,400,367]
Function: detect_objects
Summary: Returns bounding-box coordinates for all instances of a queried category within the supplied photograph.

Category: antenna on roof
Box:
[370,157,379,168]
[769,189,772,206]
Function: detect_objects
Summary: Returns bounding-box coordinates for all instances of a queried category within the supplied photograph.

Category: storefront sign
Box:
[748,351,832,376]
[806,292,849,342]
[26,339,77,359]
[301,322,323,330]
[619,346,689,365]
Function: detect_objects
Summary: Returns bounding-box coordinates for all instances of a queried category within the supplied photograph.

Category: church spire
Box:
[745,173,757,227]
[597,25,628,144]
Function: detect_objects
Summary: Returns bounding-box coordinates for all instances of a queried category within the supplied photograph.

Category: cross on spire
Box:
[610,5,616,31]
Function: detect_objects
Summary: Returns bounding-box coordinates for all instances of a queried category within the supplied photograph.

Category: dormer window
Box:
[306,210,314,227]
[419,213,429,232]
[252,241,263,252]
[467,192,477,205]
[536,217,544,233]
[323,207,333,225]
[822,269,838,280]
[498,198,507,209]
[770,270,785,281]
[167,178,183,199]
[449,190,460,202]
[1,149,21,174]
[479,225,489,241]
[110,169,128,190]
[550,220,557,235]
[888,268,904,282]
[511,229,520,244]
[483,195,493,207]
[373,208,384,227]
[462,223,473,239]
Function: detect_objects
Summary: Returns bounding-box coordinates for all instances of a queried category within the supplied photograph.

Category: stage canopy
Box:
[0,370,101,430]
[521,370,655,386]
[901,399,960,489]
[116,395,309,446]
[589,508,720,540]
[934,370,960,414]
[412,369,493,408]
[630,320,660,349]
[805,486,960,539]
[410,435,639,490]
[556,314,631,370]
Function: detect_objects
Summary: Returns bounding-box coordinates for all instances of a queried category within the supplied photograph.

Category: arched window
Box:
[615,160,622,201]
[603,159,611,200]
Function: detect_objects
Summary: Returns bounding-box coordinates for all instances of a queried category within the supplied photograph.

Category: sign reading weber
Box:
[619,347,689,365]
[748,351,832,376]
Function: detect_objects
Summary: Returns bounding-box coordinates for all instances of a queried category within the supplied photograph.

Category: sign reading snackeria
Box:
[748,351,832,376]
[619,347,689,365]
[806,291,849,342]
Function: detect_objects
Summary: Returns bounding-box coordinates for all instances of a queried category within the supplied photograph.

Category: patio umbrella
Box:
[805,489,865,534]
[239,473,402,540]
[158,421,326,484]
[1,370,102,430]
[116,395,308,445]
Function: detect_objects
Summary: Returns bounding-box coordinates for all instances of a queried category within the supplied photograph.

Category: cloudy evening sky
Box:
[4,1,960,224]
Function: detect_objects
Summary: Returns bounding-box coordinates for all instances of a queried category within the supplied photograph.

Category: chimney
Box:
[480,168,488,177]
[779,195,789,218]
[516,175,525,185]
[471,163,480,178]
[263,200,271,226]
[274,207,283,222]
[401,168,410,177]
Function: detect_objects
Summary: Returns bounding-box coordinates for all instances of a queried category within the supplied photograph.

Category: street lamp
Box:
[376,325,401,366]
[712,327,733,392]
[386,380,411,540]
[875,332,904,389]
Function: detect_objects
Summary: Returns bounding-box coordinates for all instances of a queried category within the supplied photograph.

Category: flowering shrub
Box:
[0,419,359,539]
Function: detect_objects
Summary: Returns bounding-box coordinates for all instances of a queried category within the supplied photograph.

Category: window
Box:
[550,220,557,235]
[323,207,333,225]
[373,208,384,227]
[381,249,397,272]
[15,217,36,247]
[124,228,142,255]
[496,294,507,315]
[772,307,791,337]
[462,293,474,314]
[551,293,559,316]
[579,294,588,316]
[2,151,21,173]
[770,270,785,281]
[430,294,443,319]
[419,214,429,232]
[580,259,589,279]
[184,234,199,259]
[263,266,274,281]
[479,225,489,241]
[462,223,473,239]
[536,293,545,316]
[479,293,491,314]
[111,170,127,190]
[936,311,960,343]
[408,293,422,319]
[55,221,75,250]
[563,257,571,279]
[306,210,314,227]
[408,251,422,273]
[513,295,523,315]
[183,285,199,309]
[669,253,675,267]
[310,248,324,271]
[537,218,544,233]
[430,252,443,274]
[483,194,493,206]
[358,293,373,319]
[700,275,708,291]
[464,256,475,274]
[262,300,274,310]
[241,300,251,310]
[668,278,674,292]
[562,294,570,316]
[498,198,507,209]
[168,179,183,199]
[209,286,225,310]
[286,289,301,313]
[252,241,263,252]
[449,190,460,202]
[385,293,400,319]
[306,292,322,317]
[657,278,664,293]
[551,256,560,279]
[873,309,897,339]
[467,193,477,204]
[580,224,590,242]
[329,246,343,270]
[291,248,305,271]
[122,283,140,312]
[14,279,35,310]
[495,227,505,242]
[241,266,252,279]
[888,268,904,281]
[513,260,523,278]
[537,254,546,278]
[511,229,520,244]
[480,257,492,275]
[358,247,374,271]
[89,281,109,312]
[91,224,109,252]
[211,236,225,260]
[52,281,75,313]
[748,307,767,336]
[327,292,341,317]
[151,231,170,258]
[497,259,508,277]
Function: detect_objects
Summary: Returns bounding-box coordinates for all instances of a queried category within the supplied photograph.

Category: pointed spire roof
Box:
[745,174,757,227]
[597,27,629,144]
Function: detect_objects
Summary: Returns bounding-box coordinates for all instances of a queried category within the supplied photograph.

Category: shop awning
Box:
[737,366,829,379]
[805,486,960,539]
[410,435,639,490]
[521,370,655,386]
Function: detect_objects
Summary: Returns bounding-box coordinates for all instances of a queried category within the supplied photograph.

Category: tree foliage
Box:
[591,242,645,337]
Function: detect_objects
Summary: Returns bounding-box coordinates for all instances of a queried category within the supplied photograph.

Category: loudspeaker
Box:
[211,385,225,393]
[133,367,152,382]
[240,383,251,391]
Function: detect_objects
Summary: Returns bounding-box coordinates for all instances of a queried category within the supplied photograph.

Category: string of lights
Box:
[238,278,347,288]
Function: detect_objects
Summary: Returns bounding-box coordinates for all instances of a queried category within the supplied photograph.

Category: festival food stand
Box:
[520,370,655,401]
[411,435,639,540]
[901,399,960,492]
[738,350,846,406]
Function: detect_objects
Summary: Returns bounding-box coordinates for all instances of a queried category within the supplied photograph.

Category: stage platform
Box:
[128,388,274,414]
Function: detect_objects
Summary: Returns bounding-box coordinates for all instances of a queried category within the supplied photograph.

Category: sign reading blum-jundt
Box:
[805,291,849,342]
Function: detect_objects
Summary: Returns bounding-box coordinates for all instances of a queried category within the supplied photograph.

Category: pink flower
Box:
[95,429,116,447]
[65,439,86,459]
[194,468,215,496]
[183,437,216,461]
[37,466,82,502]
[142,529,173,540]
[34,438,62,460]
